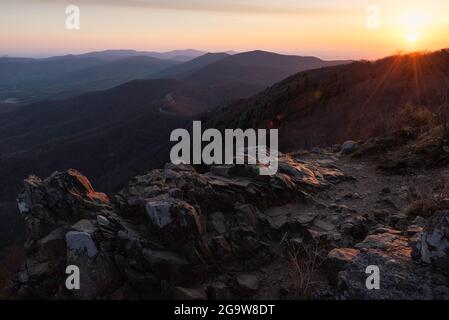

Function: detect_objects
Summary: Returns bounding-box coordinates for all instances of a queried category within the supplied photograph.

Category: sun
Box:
[402,11,428,45]
[407,32,418,43]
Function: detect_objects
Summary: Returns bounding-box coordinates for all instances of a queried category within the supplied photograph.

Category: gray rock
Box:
[341,141,359,155]
[71,219,96,234]
[96,215,110,227]
[210,165,233,177]
[331,230,449,299]
[142,249,188,279]
[173,287,207,300]
[208,282,232,300]
[417,211,449,275]
[12,154,348,299]
[313,219,335,232]
[211,212,227,234]
[326,248,360,284]
[145,200,173,228]
[235,274,260,296]
[65,231,98,257]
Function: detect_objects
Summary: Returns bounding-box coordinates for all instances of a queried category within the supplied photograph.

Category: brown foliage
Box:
[405,175,449,217]
[396,104,434,129]
[437,102,449,140]
[287,240,324,299]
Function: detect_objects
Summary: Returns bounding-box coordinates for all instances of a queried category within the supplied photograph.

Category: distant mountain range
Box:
[0,50,349,197]
[0,49,349,104]
[68,49,206,62]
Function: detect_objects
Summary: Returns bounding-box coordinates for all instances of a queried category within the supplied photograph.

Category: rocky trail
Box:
[246,150,418,299]
[5,132,449,300]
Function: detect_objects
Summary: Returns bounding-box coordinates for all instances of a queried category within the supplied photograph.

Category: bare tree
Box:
[437,86,449,140]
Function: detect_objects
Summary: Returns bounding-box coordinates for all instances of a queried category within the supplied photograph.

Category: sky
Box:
[1,0,448,60]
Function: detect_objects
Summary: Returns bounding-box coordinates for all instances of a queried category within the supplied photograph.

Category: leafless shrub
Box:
[435,87,449,140]
[287,239,325,299]
[437,103,449,140]
[405,175,449,217]
[396,104,434,129]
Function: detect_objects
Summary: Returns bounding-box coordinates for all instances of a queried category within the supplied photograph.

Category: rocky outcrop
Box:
[327,226,449,299]
[12,148,449,300]
[414,211,449,276]
[11,154,346,299]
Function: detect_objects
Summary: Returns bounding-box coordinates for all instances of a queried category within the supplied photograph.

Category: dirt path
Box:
[323,155,408,216]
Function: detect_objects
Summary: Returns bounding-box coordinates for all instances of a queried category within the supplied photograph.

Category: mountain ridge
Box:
[207,49,449,150]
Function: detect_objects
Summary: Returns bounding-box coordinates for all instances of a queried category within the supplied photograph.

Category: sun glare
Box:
[405,12,426,29]
[401,11,428,46]
[407,33,418,43]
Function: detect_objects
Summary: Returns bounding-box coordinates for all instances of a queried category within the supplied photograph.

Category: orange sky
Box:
[1,0,448,59]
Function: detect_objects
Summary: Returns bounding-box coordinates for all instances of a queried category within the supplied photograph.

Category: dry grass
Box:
[287,240,324,299]
[405,175,449,217]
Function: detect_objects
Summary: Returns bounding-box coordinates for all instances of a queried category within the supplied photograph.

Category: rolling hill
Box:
[0,78,221,201]
[0,49,206,104]
[185,50,351,98]
[150,52,230,79]
[0,50,349,104]
[0,55,181,104]
[18,56,181,102]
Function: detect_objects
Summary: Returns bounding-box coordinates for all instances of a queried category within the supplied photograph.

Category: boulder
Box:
[330,230,449,299]
[145,198,203,250]
[66,231,98,258]
[65,228,122,300]
[416,211,449,276]
[341,141,359,155]
[17,170,110,242]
